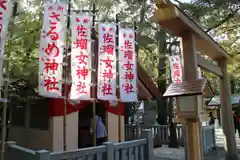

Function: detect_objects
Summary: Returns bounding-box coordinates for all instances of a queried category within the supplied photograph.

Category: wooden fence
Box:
[4,130,153,160]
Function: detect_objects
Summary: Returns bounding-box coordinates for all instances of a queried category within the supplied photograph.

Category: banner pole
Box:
[0,2,18,160]
[115,14,122,142]
[91,3,97,146]
[63,0,71,151]
[133,21,140,138]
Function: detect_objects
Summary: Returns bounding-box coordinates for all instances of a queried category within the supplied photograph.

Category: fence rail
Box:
[125,124,216,155]
[202,126,216,155]
[5,142,36,160]
[4,130,153,160]
[125,124,185,146]
[3,125,216,159]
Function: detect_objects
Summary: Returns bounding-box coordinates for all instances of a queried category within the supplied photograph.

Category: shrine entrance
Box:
[152,1,239,160]
[78,102,106,148]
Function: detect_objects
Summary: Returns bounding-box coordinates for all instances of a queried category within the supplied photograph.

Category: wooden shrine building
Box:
[8,63,161,152]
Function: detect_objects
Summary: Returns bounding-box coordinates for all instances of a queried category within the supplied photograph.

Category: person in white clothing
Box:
[90,114,107,146]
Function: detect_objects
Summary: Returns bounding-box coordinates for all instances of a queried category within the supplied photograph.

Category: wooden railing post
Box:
[183,125,188,159]
[212,126,216,149]
[141,130,153,160]
[103,142,114,160]
[202,127,206,155]
[35,150,50,160]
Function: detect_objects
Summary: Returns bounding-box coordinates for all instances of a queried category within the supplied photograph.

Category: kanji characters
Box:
[39,3,67,96]
[124,72,134,81]
[124,50,133,60]
[76,25,87,37]
[70,13,92,99]
[170,56,182,84]
[73,16,90,81]
[123,83,134,94]
[119,29,136,97]
[44,76,59,91]
[76,66,89,80]
[76,81,87,94]
[173,63,180,69]
[175,78,182,84]
[102,83,113,96]
[74,38,88,50]
[102,57,113,69]
[103,33,113,43]
[76,52,88,65]
[98,24,116,99]
[124,40,133,49]
[124,61,134,71]
[174,69,181,77]
[102,69,113,81]
[44,59,59,74]
[101,44,114,55]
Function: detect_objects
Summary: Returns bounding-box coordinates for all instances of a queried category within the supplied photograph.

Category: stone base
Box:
[225,154,240,160]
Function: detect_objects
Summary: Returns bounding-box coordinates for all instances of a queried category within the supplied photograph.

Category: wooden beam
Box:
[196,54,223,76]
[138,65,163,100]
[151,4,231,61]
[180,32,203,160]
[137,80,153,100]
[219,59,239,159]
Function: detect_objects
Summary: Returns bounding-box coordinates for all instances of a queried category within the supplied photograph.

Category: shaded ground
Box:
[154,128,240,160]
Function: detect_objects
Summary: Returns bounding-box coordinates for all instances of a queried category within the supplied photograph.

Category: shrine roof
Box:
[137,65,162,100]
[206,95,240,106]
[163,79,206,97]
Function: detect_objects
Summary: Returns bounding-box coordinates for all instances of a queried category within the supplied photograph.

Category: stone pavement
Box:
[154,128,240,160]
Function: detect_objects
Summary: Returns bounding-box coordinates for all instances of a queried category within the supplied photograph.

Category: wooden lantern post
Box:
[152,0,239,159]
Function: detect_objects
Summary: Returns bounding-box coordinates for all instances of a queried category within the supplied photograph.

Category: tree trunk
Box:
[124,102,133,124]
[156,29,168,148]
[230,78,235,94]
[168,98,179,148]
[156,29,179,148]
[156,29,167,125]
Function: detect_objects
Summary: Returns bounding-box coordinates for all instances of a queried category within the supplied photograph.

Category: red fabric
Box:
[48,99,89,116]
[48,85,125,117]
[48,99,125,117]
[103,102,124,115]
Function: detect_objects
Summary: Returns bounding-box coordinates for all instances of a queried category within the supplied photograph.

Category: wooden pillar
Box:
[219,59,239,160]
[180,33,203,160]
